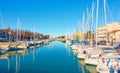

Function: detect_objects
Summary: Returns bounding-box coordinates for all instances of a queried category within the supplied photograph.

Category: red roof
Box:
[110,30,120,33]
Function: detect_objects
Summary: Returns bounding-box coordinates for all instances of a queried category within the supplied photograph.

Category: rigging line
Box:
[85,1,95,32]
[86,0,96,33]
[89,1,96,32]
[86,15,92,33]
[106,1,114,22]
[84,7,89,32]
[85,8,92,32]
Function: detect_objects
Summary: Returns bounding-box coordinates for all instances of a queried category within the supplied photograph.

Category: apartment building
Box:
[97,22,120,44]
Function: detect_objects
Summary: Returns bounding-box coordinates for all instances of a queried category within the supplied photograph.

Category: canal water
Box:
[0,41,90,73]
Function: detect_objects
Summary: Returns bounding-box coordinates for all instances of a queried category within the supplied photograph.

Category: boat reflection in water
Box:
[79,59,98,73]
[0,41,90,73]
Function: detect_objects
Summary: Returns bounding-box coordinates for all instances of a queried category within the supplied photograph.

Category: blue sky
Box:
[0,0,120,36]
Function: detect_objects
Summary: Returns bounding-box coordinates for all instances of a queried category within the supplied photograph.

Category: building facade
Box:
[96,22,120,44]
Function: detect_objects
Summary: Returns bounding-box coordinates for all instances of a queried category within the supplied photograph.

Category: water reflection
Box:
[7,59,10,72]
[0,41,90,73]
[15,55,18,73]
[32,50,34,63]
[78,59,98,73]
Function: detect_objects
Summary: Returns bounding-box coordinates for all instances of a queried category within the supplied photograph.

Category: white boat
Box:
[85,54,100,66]
[0,44,9,54]
[71,44,81,50]
[7,42,27,52]
[26,41,35,48]
[77,49,87,59]
[96,63,110,73]
[102,52,119,59]
[96,58,118,73]
[65,40,71,45]
[16,41,27,49]
[0,54,9,59]
[77,54,86,60]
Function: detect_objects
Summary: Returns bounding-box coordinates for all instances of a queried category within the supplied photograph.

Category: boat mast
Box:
[78,20,80,32]
[17,18,19,41]
[8,26,10,42]
[19,20,21,41]
[16,18,21,41]
[23,30,25,41]
[33,28,35,41]
[86,7,89,41]
[78,20,81,41]
[104,0,107,45]
[72,28,75,40]
[85,7,90,42]
[90,1,94,47]
[65,30,67,41]
[96,0,99,49]
[82,13,84,44]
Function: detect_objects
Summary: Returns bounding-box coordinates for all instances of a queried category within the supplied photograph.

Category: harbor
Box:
[0,0,120,73]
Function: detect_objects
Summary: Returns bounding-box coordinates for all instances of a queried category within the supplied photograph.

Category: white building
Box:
[97,22,120,44]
